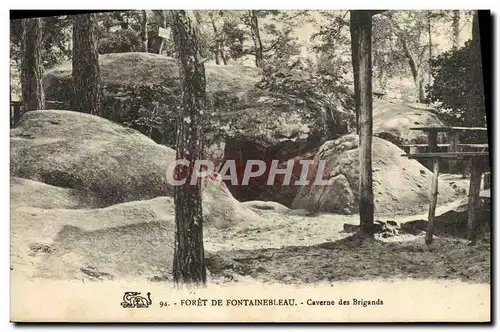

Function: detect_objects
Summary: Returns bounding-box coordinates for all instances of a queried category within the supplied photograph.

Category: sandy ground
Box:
[203,202,490,285]
[10,174,490,286]
[206,174,489,285]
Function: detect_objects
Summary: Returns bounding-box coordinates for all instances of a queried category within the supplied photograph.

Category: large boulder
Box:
[11,110,176,207]
[43,52,262,102]
[43,53,354,193]
[10,177,95,209]
[10,109,264,280]
[10,110,263,224]
[292,134,461,215]
[373,99,446,145]
[10,195,176,279]
[11,188,262,280]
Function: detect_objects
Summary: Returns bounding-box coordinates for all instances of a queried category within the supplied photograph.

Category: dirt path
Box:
[203,195,490,285]
[207,234,490,284]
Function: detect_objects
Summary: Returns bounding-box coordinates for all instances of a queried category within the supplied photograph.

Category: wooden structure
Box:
[401,126,490,245]
[400,143,488,151]
[10,101,22,127]
[401,127,488,174]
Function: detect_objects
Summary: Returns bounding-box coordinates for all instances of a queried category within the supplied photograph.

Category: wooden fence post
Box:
[467,158,483,244]
[448,131,459,173]
[425,158,440,245]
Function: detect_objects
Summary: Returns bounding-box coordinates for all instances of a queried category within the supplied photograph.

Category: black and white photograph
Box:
[8,8,491,322]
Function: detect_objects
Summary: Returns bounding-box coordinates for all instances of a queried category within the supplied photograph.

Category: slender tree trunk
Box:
[469,11,485,126]
[427,11,433,90]
[148,29,164,54]
[350,10,374,235]
[21,17,44,113]
[148,10,166,54]
[209,11,221,65]
[214,51,220,65]
[377,65,386,92]
[419,79,426,103]
[452,10,460,49]
[72,13,102,115]
[350,12,361,133]
[248,10,264,69]
[220,48,228,65]
[400,38,424,103]
[141,10,148,52]
[171,10,207,285]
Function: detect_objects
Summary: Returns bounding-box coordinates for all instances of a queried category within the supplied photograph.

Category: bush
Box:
[427,41,486,128]
[257,61,356,139]
[98,29,143,54]
[47,81,178,147]
[101,82,178,146]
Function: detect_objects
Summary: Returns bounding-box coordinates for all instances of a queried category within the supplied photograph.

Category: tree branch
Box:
[262,34,286,53]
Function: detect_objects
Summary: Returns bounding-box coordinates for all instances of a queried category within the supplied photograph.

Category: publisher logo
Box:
[120,292,152,308]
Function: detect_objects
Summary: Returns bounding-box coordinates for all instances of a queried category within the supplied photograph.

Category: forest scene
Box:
[10,10,490,288]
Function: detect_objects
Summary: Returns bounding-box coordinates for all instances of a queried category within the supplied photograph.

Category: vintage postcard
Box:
[9,9,491,323]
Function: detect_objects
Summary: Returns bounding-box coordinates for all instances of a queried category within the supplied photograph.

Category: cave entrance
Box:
[221,138,272,202]
[220,137,320,206]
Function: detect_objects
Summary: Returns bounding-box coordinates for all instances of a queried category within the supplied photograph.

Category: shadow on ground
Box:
[205,218,491,285]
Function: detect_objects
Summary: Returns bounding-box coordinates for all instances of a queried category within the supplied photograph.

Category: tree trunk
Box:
[141,10,148,52]
[72,13,102,115]
[350,12,361,133]
[148,10,166,54]
[419,78,426,103]
[452,10,460,49]
[469,11,485,126]
[171,10,207,285]
[209,11,221,65]
[214,51,220,65]
[248,10,264,69]
[425,159,440,245]
[400,38,424,103]
[472,11,483,95]
[377,64,386,92]
[427,11,433,90]
[21,17,44,113]
[220,49,228,65]
[350,10,374,235]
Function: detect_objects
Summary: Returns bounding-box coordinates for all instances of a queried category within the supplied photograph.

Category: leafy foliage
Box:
[311,11,352,78]
[98,29,143,53]
[102,83,178,145]
[11,16,72,68]
[221,20,247,60]
[427,40,486,128]
[257,59,356,138]
[46,79,179,147]
[11,10,477,128]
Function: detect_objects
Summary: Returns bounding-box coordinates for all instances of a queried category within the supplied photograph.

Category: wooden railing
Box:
[401,126,490,245]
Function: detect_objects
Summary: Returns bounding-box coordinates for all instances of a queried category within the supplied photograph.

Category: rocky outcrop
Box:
[11,110,176,207]
[43,53,352,151]
[43,53,355,203]
[11,190,262,280]
[373,99,446,145]
[10,110,264,280]
[292,134,461,215]
[10,110,262,221]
